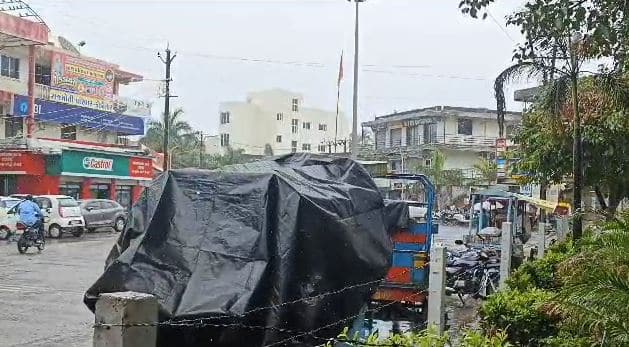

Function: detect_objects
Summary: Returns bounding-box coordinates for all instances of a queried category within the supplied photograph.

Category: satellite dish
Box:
[57,36,80,55]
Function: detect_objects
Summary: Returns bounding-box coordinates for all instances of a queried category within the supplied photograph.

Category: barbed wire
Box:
[266,289,426,347]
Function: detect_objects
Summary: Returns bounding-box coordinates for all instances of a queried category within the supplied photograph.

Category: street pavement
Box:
[0,231,118,347]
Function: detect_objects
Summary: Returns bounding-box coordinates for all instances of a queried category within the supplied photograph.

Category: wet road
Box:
[0,232,118,347]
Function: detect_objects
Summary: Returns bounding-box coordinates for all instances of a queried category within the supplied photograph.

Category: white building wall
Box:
[218,89,349,156]
[0,46,29,96]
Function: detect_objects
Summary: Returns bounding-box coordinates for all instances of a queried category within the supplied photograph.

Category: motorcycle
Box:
[16,221,45,254]
[445,243,500,304]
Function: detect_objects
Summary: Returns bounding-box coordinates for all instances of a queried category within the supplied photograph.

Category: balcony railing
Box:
[382,133,498,152]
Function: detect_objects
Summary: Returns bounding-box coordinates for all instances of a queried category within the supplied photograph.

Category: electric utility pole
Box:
[158,46,177,170]
[349,0,365,159]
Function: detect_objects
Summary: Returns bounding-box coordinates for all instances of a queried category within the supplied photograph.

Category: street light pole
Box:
[349,0,365,159]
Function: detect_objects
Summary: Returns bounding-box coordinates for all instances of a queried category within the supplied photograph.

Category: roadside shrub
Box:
[506,239,579,291]
[328,327,512,346]
[479,289,557,346]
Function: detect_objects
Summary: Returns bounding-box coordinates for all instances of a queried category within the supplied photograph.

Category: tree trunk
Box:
[594,186,608,210]
[571,73,583,239]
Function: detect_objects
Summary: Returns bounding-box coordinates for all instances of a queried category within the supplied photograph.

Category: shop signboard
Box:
[0,152,45,175]
[14,95,144,135]
[51,52,115,100]
[114,96,152,117]
[58,150,153,180]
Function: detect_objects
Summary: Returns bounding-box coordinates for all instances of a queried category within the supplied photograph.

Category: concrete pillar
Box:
[538,222,546,257]
[94,292,157,347]
[557,217,568,242]
[499,222,512,290]
[428,245,446,334]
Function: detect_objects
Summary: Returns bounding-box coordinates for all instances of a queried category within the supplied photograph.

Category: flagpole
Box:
[335,51,343,154]
[335,79,340,153]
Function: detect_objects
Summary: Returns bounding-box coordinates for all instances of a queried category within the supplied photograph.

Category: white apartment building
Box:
[362,106,522,178]
[217,89,350,156]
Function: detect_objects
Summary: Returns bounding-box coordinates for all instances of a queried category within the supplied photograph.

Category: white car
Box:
[34,195,86,238]
[0,197,21,240]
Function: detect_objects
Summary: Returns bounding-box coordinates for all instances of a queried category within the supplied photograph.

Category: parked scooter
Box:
[445,240,500,304]
[16,220,45,254]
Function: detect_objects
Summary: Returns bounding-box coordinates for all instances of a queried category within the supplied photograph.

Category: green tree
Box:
[140,108,201,169]
[513,76,629,216]
[415,150,466,208]
[553,213,629,345]
[206,147,247,169]
[460,0,629,238]
[473,158,498,185]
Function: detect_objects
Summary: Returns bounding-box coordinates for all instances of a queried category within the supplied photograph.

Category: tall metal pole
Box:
[350,0,363,159]
[159,47,176,171]
[199,132,205,169]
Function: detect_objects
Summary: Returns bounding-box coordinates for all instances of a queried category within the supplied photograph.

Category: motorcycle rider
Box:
[18,195,44,244]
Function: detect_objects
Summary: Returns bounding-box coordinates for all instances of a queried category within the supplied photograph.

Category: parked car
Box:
[78,199,127,232]
[34,195,85,238]
[0,196,21,240]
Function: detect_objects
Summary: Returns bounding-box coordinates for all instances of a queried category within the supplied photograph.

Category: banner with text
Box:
[14,95,144,135]
[51,52,115,100]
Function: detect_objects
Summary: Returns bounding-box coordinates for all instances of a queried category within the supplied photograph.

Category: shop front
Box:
[49,150,153,207]
[3,149,152,207]
[0,151,54,196]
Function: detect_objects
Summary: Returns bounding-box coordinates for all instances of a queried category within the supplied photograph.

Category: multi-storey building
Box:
[0,12,152,208]
[217,89,350,156]
[362,106,522,178]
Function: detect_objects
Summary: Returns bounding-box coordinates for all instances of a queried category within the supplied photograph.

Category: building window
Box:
[291,141,297,153]
[61,125,77,140]
[424,158,432,167]
[116,133,129,146]
[318,124,327,131]
[291,98,299,112]
[291,119,299,134]
[458,118,473,136]
[220,111,230,124]
[276,135,282,143]
[0,55,20,79]
[302,144,311,151]
[35,64,51,85]
[406,125,420,146]
[277,112,283,121]
[318,144,327,153]
[302,122,311,130]
[423,123,437,144]
[390,128,402,147]
[390,160,401,172]
[220,133,230,147]
[4,116,23,138]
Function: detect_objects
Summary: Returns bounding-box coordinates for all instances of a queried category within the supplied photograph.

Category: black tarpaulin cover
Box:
[84,154,398,346]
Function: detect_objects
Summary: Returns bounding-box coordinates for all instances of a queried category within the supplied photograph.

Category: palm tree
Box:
[473,159,498,185]
[140,108,201,169]
[494,34,589,238]
[554,213,629,345]
[140,108,195,153]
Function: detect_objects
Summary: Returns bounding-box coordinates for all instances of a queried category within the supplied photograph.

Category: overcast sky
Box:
[28,0,531,135]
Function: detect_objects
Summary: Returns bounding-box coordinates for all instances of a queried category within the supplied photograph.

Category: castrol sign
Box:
[82,157,114,171]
